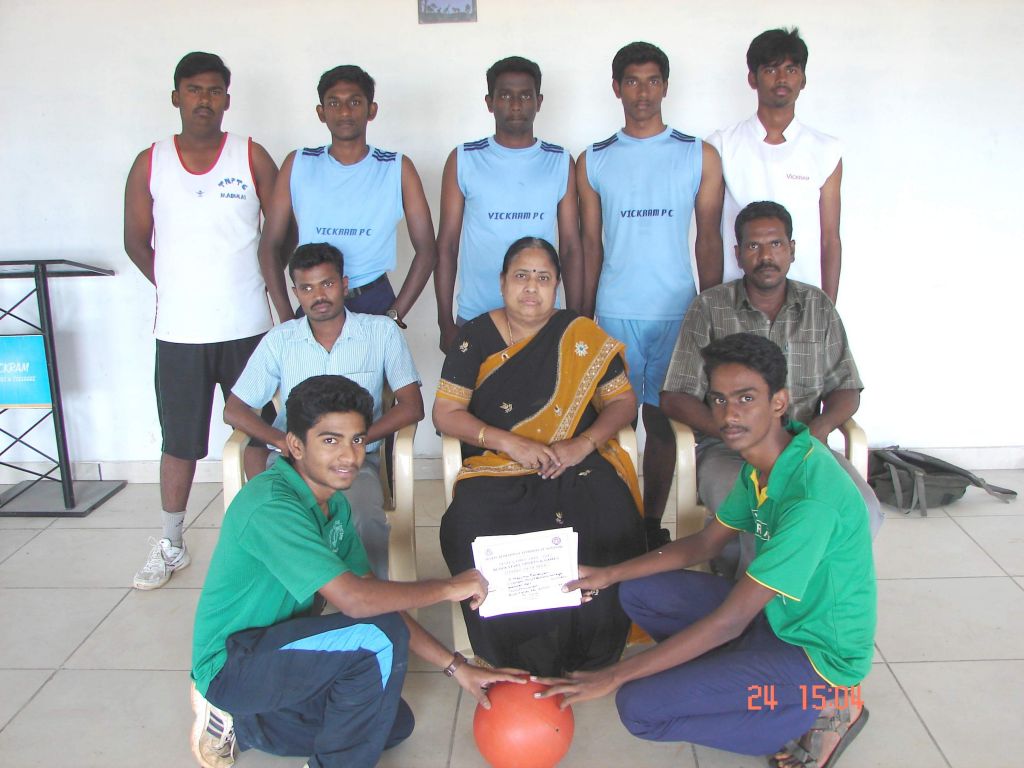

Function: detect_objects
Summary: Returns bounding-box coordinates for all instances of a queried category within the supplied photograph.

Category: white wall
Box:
[0,0,1020,471]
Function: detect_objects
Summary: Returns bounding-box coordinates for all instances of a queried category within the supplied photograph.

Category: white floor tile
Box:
[838,663,949,768]
[0,669,195,768]
[0,528,40,564]
[0,669,53,729]
[893,660,1024,768]
[379,671,460,768]
[953,516,1024,575]
[873,516,1003,579]
[0,587,126,667]
[48,482,221,529]
[0,526,220,589]
[66,588,200,671]
[876,577,1024,662]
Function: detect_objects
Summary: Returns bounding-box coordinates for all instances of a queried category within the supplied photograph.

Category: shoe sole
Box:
[133,551,191,591]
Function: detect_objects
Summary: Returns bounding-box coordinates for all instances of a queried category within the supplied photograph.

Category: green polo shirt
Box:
[191,457,371,695]
[717,421,876,686]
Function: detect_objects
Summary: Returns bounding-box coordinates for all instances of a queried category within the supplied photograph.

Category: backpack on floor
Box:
[867,447,1016,516]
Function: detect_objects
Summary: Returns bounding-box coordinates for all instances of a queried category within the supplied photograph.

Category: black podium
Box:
[0,259,125,516]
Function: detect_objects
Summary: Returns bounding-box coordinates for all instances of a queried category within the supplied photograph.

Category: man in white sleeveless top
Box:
[708,28,843,302]
[124,52,281,589]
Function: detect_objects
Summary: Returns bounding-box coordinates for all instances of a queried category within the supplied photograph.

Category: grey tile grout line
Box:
[689,741,699,768]
[883,659,954,768]
[0,587,134,738]
[0,527,46,566]
[446,686,463,768]
[0,668,59,736]
[946,515,1015,578]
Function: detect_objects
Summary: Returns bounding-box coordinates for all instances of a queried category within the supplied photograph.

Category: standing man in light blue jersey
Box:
[435,56,583,353]
[258,66,437,329]
[579,41,724,550]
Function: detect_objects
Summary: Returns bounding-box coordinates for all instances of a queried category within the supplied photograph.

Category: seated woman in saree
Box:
[433,236,646,677]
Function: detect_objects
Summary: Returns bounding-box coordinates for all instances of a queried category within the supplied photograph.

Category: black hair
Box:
[317,65,375,103]
[500,237,561,281]
[486,56,542,95]
[701,333,788,395]
[288,242,344,283]
[746,27,808,74]
[286,375,373,442]
[612,41,669,82]
[174,52,230,90]
[734,200,794,244]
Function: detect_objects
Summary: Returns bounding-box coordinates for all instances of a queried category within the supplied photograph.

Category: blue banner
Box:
[0,335,52,408]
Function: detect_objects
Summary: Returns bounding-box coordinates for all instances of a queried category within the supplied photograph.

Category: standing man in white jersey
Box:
[124,52,281,589]
[434,56,583,353]
[708,28,843,301]
[258,65,437,329]
[579,41,724,550]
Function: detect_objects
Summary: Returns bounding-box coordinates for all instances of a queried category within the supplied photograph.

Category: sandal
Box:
[769,706,869,768]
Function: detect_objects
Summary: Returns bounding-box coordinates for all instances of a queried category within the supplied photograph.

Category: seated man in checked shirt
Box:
[224,242,423,579]
[660,201,881,578]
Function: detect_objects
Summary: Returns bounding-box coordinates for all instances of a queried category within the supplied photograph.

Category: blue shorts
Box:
[598,317,682,407]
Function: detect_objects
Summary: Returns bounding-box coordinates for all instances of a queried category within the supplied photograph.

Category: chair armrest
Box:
[670,419,704,538]
[386,423,417,583]
[839,417,868,480]
[616,425,639,472]
[222,428,250,511]
[442,433,463,509]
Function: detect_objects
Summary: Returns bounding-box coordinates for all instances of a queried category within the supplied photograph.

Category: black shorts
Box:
[154,334,272,460]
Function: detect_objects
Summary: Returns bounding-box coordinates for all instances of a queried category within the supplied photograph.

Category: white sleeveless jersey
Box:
[149,133,272,343]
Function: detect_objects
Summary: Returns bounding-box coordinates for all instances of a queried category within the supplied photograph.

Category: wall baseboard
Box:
[1,446,1020,487]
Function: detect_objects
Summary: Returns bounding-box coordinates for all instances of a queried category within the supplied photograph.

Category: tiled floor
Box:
[1,470,1023,767]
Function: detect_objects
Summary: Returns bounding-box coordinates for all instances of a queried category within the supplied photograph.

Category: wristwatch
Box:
[443,651,467,677]
[385,308,407,329]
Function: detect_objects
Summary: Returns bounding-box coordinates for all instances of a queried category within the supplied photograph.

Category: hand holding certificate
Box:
[471,528,582,618]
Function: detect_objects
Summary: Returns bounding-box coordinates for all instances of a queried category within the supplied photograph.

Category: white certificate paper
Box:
[472,528,582,618]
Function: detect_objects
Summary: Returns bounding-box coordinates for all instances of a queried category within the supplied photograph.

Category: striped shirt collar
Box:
[297,308,367,351]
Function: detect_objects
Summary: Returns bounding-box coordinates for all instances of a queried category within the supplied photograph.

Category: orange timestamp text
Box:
[746,684,863,711]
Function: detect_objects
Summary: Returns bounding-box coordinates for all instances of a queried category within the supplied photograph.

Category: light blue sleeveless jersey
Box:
[456,137,569,320]
[586,126,702,321]
[290,146,403,288]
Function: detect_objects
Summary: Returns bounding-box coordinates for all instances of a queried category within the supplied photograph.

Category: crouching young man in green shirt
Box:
[190,375,520,768]
[538,333,876,768]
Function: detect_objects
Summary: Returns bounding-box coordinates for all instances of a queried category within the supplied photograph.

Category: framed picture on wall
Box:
[418,1,477,24]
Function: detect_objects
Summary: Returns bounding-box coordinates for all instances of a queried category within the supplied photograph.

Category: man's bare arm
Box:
[694,142,725,292]
[318,568,486,619]
[434,149,464,352]
[808,387,859,444]
[224,393,287,453]
[124,148,156,285]
[660,390,720,437]
[819,159,843,304]
[391,156,438,320]
[577,151,603,318]
[257,150,298,323]
[557,155,585,312]
[365,382,424,445]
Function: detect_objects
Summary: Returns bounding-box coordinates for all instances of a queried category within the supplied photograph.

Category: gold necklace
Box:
[505,311,517,345]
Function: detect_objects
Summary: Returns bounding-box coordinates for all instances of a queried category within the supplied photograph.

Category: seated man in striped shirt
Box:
[660,201,881,578]
[224,242,423,579]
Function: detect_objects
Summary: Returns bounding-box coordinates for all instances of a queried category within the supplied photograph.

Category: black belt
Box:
[346,273,388,298]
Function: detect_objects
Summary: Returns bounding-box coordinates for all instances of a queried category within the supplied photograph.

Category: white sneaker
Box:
[190,682,237,768]
[133,537,190,590]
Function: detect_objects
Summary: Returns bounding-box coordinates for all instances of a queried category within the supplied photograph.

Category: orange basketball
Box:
[473,679,575,768]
